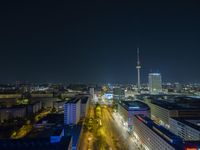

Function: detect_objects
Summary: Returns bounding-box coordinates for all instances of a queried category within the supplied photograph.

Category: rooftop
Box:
[65,97,80,104]
[119,100,150,111]
[37,114,64,125]
[150,96,200,110]
[81,96,89,104]
[149,73,161,76]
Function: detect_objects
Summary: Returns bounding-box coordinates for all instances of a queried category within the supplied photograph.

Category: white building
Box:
[89,88,94,98]
[64,97,81,125]
[149,73,162,94]
[145,98,200,128]
[118,101,150,130]
[133,115,183,150]
[169,117,200,141]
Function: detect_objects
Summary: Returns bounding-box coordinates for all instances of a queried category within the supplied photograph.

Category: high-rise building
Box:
[148,73,162,94]
[64,97,81,125]
[80,96,90,118]
[113,87,125,102]
[89,88,94,98]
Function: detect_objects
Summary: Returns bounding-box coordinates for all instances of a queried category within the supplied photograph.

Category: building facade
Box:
[118,100,150,130]
[113,87,125,102]
[53,100,65,112]
[27,101,42,114]
[80,96,89,118]
[148,73,162,94]
[146,98,200,128]
[89,88,94,99]
[64,97,81,125]
[169,117,200,141]
[133,115,184,150]
[0,106,26,123]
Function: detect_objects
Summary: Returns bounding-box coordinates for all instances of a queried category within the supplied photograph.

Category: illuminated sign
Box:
[103,93,113,100]
[185,147,197,150]
[129,106,140,109]
[185,146,200,150]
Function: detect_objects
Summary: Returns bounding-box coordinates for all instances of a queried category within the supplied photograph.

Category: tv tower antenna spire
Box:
[136,48,141,91]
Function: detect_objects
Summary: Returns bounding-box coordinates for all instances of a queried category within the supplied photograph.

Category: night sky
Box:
[0,1,200,84]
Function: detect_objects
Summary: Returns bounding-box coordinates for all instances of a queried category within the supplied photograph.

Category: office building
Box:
[133,115,184,150]
[27,101,42,114]
[89,88,94,98]
[0,106,26,123]
[113,87,125,102]
[146,97,200,128]
[30,97,60,109]
[53,100,65,112]
[118,100,150,130]
[149,73,162,94]
[64,97,81,125]
[80,96,89,118]
[169,117,200,141]
[125,89,135,98]
[0,100,42,122]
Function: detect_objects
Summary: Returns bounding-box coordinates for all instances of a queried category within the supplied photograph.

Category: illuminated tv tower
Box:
[136,48,141,91]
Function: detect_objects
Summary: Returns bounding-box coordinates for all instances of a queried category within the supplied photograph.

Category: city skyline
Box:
[0,1,200,83]
[0,1,200,150]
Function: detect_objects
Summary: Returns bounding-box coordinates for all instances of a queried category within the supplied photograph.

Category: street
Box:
[79,103,140,150]
[102,106,140,150]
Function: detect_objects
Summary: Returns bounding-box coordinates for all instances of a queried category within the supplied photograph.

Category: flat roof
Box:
[29,101,41,105]
[0,105,26,109]
[135,115,183,149]
[81,96,89,104]
[151,98,200,110]
[65,97,80,104]
[37,114,64,124]
[149,73,161,76]
[30,97,59,101]
[119,100,150,111]
[171,117,200,132]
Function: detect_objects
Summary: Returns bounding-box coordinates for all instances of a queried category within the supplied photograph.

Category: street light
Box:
[88,136,93,150]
